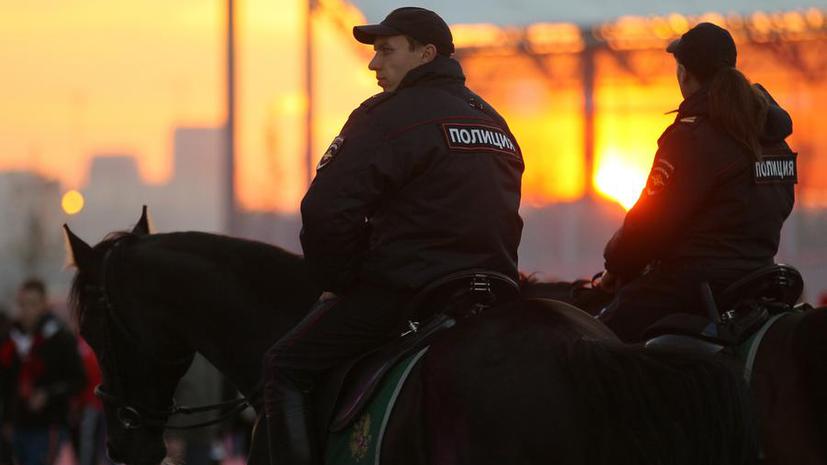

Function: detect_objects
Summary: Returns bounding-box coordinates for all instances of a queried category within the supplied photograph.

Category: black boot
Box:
[264,374,321,465]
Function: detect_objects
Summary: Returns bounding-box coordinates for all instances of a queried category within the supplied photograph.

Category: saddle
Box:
[644,264,804,352]
[315,270,519,433]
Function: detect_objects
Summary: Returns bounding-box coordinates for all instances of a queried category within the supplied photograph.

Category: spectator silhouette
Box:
[0,279,86,465]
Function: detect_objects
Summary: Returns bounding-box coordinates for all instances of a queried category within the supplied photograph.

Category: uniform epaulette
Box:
[658,116,698,145]
[359,91,396,113]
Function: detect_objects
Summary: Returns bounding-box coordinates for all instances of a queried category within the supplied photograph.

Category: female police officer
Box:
[598,23,797,342]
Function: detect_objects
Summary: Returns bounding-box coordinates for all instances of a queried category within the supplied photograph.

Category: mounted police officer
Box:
[262,7,524,464]
[597,23,797,342]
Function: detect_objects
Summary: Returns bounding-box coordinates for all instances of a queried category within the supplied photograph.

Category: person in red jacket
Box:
[0,308,13,465]
[0,279,86,465]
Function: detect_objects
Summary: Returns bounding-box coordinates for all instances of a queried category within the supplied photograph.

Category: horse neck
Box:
[121,232,320,398]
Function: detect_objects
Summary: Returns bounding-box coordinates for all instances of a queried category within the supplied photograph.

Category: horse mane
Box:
[69,230,310,331]
[69,231,135,329]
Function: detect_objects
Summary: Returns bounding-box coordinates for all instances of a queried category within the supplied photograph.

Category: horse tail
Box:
[565,338,758,465]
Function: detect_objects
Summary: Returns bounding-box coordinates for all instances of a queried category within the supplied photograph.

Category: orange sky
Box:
[0,0,375,211]
[8,2,804,214]
[2,1,224,187]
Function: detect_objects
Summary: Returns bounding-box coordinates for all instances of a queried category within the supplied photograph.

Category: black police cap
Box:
[667,22,737,82]
[353,7,455,56]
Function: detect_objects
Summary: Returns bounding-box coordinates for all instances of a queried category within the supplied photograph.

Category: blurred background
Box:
[2,1,827,464]
[2,0,827,316]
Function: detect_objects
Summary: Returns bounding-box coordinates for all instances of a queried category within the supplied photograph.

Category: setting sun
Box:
[62,190,85,215]
[594,152,648,210]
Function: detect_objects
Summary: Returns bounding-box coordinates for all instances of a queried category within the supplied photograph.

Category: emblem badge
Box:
[645,158,675,196]
[317,136,345,171]
[349,413,372,461]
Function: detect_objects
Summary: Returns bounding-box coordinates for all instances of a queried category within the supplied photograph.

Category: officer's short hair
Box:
[405,35,424,51]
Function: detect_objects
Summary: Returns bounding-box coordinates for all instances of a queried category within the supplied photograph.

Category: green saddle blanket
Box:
[325,347,428,465]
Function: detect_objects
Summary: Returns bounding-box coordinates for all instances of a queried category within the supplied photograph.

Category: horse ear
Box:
[63,224,94,270]
[131,205,154,236]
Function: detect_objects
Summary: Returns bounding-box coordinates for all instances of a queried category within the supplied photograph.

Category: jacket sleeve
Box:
[45,332,86,403]
[0,341,18,424]
[603,123,717,279]
[300,117,418,293]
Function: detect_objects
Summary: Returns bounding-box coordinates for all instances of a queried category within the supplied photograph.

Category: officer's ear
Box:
[675,61,700,98]
[421,43,437,64]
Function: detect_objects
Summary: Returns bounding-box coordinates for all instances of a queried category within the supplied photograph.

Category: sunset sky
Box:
[1,0,375,211]
[3,0,224,185]
[2,1,821,213]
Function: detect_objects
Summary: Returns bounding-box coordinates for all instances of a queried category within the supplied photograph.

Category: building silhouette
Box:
[0,171,65,307]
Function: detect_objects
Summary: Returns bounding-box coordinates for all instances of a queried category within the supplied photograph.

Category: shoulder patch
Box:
[441,123,518,158]
[316,136,345,171]
[645,158,676,196]
[753,154,797,184]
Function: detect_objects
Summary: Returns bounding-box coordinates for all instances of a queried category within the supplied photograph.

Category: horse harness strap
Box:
[94,384,255,431]
[739,312,791,385]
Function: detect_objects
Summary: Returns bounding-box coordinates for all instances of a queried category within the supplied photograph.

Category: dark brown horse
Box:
[521,277,827,464]
[65,209,760,465]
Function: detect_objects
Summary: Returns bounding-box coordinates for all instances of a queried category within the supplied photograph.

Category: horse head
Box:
[66,206,194,465]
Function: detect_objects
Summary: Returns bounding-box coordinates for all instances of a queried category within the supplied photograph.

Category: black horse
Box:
[521,275,827,465]
[65,210,760,465]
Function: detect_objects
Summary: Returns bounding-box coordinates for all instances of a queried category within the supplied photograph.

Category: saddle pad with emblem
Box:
[325,347,428,465]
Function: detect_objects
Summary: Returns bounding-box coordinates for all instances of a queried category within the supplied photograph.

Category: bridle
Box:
[94,385,252,431]
[89,236,253,431]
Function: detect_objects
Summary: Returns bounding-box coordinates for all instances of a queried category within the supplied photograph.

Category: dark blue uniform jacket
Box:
[301,56,524,293]
[604,85,796,280]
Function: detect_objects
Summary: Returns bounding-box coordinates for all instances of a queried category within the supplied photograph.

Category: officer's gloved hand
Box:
[319,291,338,302]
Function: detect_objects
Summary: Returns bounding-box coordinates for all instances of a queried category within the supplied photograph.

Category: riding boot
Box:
[264,373,321,465]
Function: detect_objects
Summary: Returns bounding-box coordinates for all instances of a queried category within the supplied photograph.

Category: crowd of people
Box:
[0,278,104,465]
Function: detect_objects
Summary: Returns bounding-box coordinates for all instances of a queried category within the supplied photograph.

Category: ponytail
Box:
[707,68,769,160]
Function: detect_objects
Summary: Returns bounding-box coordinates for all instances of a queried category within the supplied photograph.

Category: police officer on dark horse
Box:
[520,23,827,464]
[594,23,798,343]
[262,7,524,465]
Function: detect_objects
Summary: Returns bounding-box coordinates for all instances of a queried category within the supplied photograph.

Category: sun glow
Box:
[61,190,85,215]
[594,152,648,210]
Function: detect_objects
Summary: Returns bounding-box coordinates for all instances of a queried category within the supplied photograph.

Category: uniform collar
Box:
[396,55,465,91]
[676,84,711,119]
[674,84,793,143]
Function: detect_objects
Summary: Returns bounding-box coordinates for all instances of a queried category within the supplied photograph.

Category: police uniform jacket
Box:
[604,85,796,281]
[301,55,524,293]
